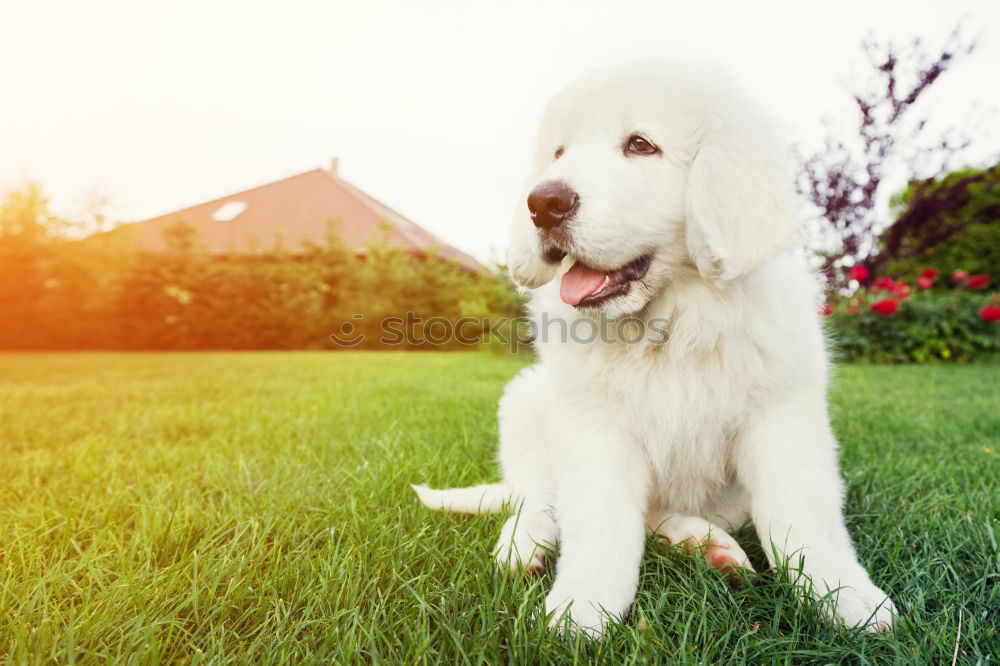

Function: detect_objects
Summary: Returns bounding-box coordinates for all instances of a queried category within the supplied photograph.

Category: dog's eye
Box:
[554,146,564,159]
[626,135,659,156]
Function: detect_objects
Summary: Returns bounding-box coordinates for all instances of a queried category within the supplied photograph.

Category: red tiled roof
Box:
[100,166,484,271]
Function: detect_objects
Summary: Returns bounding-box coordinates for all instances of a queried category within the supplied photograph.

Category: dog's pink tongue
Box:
[560,262,607,305]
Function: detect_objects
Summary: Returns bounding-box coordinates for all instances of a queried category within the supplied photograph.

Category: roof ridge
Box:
[324,171,420,229]
[323,170,483,268]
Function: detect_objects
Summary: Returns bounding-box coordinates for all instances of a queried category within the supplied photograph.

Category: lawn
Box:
[0,352,997,664]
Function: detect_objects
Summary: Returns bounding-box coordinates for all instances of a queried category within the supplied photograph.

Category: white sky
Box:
[1,0,998,263]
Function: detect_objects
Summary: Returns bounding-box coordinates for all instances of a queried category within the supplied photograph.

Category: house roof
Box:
[99,164,484,271]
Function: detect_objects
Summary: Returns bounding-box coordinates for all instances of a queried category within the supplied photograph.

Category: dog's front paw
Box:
[544,578,632,638]
[825,581,896,633]
[545,590,608,638]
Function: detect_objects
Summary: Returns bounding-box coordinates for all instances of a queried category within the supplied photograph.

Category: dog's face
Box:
[508,61,795,319]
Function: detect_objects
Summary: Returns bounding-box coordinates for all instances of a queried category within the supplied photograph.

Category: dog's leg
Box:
[646,512,753,574]
[738,395,896,632]
[493,366,558,574]
[543,414,648,636]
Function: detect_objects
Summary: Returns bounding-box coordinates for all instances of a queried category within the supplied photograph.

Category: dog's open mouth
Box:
[560,254,652,307]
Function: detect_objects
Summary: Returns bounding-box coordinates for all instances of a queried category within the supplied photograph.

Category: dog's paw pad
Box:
[705,544,740,573]
[681,536,754,576]
[524,550,547,575]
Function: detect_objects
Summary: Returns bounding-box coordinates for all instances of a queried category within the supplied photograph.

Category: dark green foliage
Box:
[878,164,1000,283]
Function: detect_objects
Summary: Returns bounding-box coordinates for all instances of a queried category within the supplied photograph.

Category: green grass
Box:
[0,353,997,664]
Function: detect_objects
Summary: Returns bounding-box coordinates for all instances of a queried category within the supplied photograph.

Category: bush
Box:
[826,269,999,363]
[0,233,525,351]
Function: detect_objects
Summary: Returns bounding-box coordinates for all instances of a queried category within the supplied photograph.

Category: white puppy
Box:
[413,60,896,636]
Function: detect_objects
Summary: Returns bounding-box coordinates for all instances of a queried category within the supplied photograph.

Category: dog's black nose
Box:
[527,181,578,230]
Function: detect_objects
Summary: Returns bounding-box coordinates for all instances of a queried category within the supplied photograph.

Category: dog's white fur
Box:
[413,60,896,636]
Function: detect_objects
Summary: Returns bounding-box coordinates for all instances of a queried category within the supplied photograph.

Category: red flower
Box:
[872,276,895,291]
[952,269,969,283]
[892,281,911,299]
[849,265,869,282]
[846,305,859,315]
[920,267,940,280]
[871,299,899,316]
[820,303,832,316]
[968,274,989,288]
[917,276,934,290]
[982,305,1000,323]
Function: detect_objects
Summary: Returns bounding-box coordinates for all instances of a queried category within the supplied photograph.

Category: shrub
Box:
[0,233,525,351]
[826,268,1000,363]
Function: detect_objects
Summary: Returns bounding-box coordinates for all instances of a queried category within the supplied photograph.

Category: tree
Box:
[0,181,116,247]
[797,25,990,287]
[0,181,59,246]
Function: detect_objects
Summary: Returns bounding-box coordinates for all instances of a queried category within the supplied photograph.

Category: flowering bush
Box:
[826,266,1000,363]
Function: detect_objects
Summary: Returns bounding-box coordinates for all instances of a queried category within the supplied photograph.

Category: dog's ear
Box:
[507,197,559,289]
[685,116,795,282]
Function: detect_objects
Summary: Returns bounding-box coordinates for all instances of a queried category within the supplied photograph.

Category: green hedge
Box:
[0,236,524,350]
